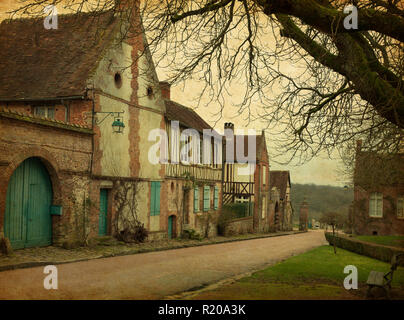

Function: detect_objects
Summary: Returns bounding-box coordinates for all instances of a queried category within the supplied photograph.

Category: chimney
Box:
[224,122,234,131]
[160,81,171,100]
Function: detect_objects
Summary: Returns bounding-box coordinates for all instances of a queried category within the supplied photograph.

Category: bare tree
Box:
[320,211,346,253]
[7,0,404,163]
[113,180,149,242]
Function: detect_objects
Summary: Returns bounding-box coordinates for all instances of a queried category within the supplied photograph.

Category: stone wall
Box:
[223,216,254,236]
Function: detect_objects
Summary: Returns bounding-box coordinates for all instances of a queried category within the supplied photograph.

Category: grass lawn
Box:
[354,235,404,248]
[191,245,404,300]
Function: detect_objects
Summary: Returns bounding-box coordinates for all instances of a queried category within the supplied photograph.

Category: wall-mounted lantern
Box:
[94,111,125,134]
[112,117,125,133]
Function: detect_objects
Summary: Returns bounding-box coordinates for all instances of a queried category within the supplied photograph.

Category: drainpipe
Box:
[90,90,96,176]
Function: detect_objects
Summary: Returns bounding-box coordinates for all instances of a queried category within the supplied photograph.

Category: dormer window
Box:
[34,106,55,119]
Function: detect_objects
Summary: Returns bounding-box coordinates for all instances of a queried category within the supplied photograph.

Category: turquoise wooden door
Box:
[168,216,173,239]
[4,158,53,249]
[98,189,108,236]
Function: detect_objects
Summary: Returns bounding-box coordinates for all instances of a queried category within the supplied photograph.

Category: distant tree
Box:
[291,184,353,223]
[320,211,346,253]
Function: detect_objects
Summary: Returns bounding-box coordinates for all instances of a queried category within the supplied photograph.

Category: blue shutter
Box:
[151,182,161,216]
[203,186,210,212]
[194,187,199,212]
[214,186,219,210]
[155,182,161,215]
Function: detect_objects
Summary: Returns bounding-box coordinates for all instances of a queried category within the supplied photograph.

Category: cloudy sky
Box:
[0,0,344,186]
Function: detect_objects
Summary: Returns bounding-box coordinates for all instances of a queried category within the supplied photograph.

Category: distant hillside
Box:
[290,183,353,223]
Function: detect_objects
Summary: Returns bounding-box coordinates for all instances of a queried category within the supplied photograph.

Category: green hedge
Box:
[325,232,404,266]
[222,202,253,219]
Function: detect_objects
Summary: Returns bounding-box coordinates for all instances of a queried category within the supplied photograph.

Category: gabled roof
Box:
[270,170,291,200]
[0,10,119,101]
[165,100,213,132]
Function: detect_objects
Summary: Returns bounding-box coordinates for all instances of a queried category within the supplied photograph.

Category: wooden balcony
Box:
[224,181,255,196]
[165,163,222,181]
[223,181,255,204]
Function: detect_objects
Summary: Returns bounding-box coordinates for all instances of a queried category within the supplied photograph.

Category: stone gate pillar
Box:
[299,198,308,231]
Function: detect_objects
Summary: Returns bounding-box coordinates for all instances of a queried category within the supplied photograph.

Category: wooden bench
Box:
[366,253,403,299]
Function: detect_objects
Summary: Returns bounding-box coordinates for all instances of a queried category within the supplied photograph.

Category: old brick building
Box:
[269,170,294,231]
[352,141,404,236]
[222,124,271,233]
[161,83,222,239]
[0,6,222,249]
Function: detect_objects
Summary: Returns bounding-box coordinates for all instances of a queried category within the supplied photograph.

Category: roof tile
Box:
[0,11,118,100]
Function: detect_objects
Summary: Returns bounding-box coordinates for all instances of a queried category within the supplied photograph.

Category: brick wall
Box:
[0,100,93,125]
[353,185,404,235]
[224,216,253,236]
[0,111,94,246]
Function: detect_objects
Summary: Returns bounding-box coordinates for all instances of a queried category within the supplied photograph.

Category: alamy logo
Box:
[44,5,58,30]
[148,121,257,176]
[343,265,358,290]
[43,265,58,290]
[343,5,358,30]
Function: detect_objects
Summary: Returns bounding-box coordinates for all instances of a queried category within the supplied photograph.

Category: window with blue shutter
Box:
[150,181,161,216]
[214,186,219,210]
[194,187,199,212]
[203,186,210,212]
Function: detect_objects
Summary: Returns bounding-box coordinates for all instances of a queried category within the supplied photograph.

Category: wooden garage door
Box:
[4,157,53,249]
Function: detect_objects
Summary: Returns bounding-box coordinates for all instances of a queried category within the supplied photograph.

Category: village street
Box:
[0,231,326,299]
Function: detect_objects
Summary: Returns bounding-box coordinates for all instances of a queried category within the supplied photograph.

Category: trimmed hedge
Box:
[325,232,404,266]
[222,202,253,219]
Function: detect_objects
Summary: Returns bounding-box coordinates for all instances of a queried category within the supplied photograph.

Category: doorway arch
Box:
[274,202,280,230]
[4,157,53,249]
[168,215,177,239]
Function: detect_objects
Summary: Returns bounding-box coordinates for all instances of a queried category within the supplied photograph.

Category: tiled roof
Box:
[270,170,290,200]
[0,10,118,100]
[165,100,213,132]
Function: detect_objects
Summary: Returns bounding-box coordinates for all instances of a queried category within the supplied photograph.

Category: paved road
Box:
[0,230,327,299]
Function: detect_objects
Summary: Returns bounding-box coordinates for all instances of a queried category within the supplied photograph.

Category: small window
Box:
[34,106,55,119]
[262,196,266,219]
[262,166,266,186]
[147,86,153,97]
[397,197,404,219]
[114,72,122,88]
[369,192,383,217]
